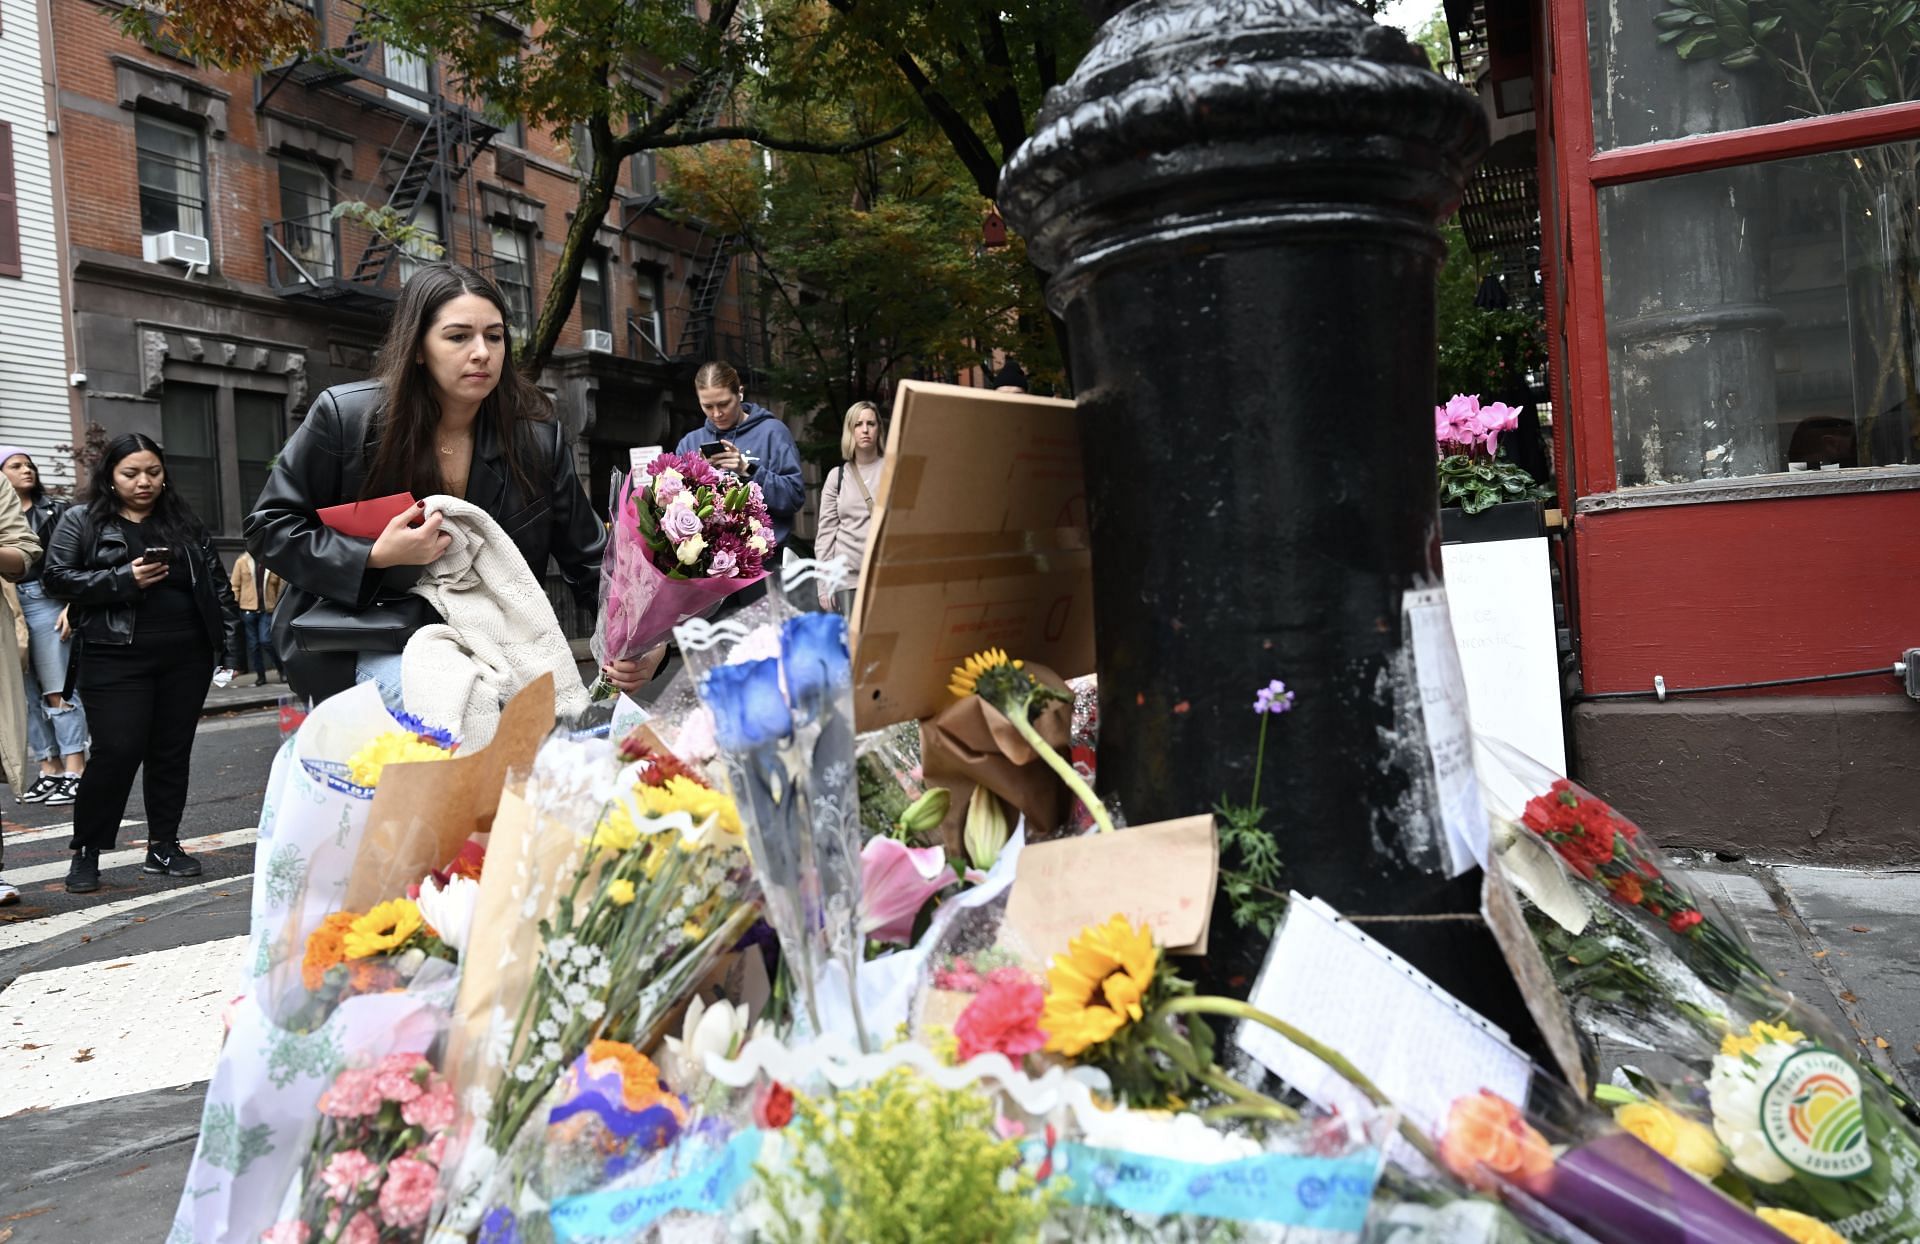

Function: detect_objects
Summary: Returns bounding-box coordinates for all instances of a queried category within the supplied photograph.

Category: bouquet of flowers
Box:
[587,454,774,701]
[263,1053,459,1244]
[1435,393,1551,514]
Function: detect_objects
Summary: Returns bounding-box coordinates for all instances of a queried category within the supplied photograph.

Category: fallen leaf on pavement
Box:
[1841,990,1859,1003]
[132,917,148,924]
[1877,1037,1892,1049]
[1,1205,49,1221]
[72,1048,93,1063]
[1813,950,1829,959]
[103,962,132,971]
[1850,925,1872,933]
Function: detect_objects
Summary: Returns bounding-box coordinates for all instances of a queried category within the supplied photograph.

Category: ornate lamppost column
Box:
[1001,1,1502,992]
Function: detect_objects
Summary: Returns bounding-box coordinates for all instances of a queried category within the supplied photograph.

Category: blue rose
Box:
[702,658,793,750]
[780,611,851,715]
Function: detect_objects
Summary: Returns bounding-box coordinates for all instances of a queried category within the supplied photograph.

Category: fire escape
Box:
[257,5,499,312]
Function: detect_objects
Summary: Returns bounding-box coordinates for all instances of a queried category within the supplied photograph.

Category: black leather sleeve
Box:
[201,530,246,668]
[545,419,606,610]
[42,509,135,605]
[243,388,395,608]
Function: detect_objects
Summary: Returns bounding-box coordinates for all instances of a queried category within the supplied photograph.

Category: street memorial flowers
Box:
[586,453,773,701]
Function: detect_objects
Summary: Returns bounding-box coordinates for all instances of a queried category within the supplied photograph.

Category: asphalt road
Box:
[0,706,282,1243]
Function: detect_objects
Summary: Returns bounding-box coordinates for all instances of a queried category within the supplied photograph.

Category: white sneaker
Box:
[0,879,18,906]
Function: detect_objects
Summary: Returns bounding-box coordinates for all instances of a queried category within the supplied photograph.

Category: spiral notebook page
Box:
[1235,894,1533,1174]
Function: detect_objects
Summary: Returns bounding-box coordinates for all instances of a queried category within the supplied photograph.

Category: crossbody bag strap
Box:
[849,460,875,512]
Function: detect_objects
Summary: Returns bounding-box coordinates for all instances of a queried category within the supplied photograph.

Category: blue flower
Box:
[780,611,851,713]
[388,708,458,749]
[479,1207,520,1244]
[702,658,793,750]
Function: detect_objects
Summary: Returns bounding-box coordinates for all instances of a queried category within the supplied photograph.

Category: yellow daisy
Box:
[1041,914,1159,1057]
[637,777,745,847]
[1720,1019,1807,1059]
[346,731,454,788]
[606,878,636,906]
[342,898,424,960]
[589,804,642,854]
[948,649,1023,699]
[1756,1209,1851,1244]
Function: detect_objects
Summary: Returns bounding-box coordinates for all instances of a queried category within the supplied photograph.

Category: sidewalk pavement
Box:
[1686,858,1920,1096]
[199,638,600,716]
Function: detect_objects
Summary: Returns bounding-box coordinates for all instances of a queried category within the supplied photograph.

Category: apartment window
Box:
[491,224,533,339]
[632,263,664,355]
[136,114,207,237]
[235,390,286,510]
[579,251,609,334]
[572,123,596,176]
[483,23,525,147]
[161,383,220,526]
[386,45,432,112]
[398,197,442,283]
[0,123,20,278]
[276,159,334,280]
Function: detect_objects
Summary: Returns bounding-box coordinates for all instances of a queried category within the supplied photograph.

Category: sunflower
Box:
[948,648,1023,699]
[302,910,360,990]
[343,898,425,959]
[1040,914,1160,1057]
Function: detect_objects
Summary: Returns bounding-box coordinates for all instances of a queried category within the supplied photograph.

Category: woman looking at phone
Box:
[44,434,243,893]
[814,401,884,614]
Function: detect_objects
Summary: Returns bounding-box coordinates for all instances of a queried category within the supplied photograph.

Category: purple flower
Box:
[652,469,685,506]
[1252,679,1295,715]
[708,546,738,578]
[659,500,703,544]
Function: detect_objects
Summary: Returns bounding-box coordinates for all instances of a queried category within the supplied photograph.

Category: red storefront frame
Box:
[1537,0,1920,696]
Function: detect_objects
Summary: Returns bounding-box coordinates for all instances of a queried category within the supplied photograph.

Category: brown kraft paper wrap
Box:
[342,674,556,912]
[920,662,1073,838]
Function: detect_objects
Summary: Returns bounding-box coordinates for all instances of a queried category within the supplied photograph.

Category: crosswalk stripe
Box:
[3,819,146,848]
[6,828,259,887]
[0,874,251,953]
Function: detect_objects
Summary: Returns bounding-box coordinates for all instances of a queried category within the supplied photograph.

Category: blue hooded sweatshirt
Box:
[673,401,806,548]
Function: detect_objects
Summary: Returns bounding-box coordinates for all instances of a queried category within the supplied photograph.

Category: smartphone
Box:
[699,442,728,459]
[140,547,173,565]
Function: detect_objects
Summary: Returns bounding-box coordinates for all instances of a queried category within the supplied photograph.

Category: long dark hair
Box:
[362,263,550,502]
[85,433,203,552]
[3,451,45,505]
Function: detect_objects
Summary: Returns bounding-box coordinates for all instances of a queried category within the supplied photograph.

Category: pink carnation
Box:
[953,970,1046,1063]
[373,1054,427,1104]
[261,1223,311,1244]
[377,1156,441,1228]
[400,1080,456,1134]
[316,1068,381,1119]
[408,1131,451,1168]
[318,1148,380,1201]
[325,1211,378,1244]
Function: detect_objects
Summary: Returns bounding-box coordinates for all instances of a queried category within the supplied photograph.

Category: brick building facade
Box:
[40,0,761,549]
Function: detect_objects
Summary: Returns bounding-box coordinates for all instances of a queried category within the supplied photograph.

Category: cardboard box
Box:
[852,380,1095,731]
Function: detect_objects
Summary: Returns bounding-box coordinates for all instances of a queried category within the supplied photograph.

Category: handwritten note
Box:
[629,445,664,474]
[1235,895,1533,1175]
[1404,587,1487,875]
[1002,816,1217,967]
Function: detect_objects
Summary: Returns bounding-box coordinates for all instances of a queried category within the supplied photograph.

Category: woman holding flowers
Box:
[246,264,640,704]
[814,401,884,614]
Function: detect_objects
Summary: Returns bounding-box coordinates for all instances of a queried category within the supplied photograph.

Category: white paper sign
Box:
[1235,895,1534,1174]
[611,693,651,739]
[629,445,664,474]
[1404,587,1487,874]
[1440,537,1566,774]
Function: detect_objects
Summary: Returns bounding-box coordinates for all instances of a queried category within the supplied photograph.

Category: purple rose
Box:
[708,547,738,578]
[652,469,685,506]
[659,500,704,543]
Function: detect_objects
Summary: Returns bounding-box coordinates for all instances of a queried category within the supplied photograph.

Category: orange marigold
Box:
[302,911,361,991]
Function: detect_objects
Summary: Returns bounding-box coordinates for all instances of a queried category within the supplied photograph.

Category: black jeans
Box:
[73,629,213,852]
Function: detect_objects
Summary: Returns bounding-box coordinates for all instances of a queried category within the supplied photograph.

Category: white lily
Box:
[660,996,752,1097]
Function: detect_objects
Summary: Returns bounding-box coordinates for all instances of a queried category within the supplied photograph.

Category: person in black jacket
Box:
[243,263,641,705]
[44,433,243,893]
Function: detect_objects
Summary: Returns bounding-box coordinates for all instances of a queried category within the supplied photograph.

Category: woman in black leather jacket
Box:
[44,433,244,893]
[244,263,637,705]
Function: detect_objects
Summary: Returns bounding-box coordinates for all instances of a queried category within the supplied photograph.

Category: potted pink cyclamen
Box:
[1435,393,1552,537]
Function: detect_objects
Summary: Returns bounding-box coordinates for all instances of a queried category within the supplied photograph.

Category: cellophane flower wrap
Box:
[587,458,773,700]
[437,731,757,1239]
[682,606,870,1051]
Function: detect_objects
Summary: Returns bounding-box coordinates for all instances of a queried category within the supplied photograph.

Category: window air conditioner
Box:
[143,231,211,268]
[582,329,613,353]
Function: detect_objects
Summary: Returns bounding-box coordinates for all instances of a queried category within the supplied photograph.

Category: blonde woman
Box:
[814,401,883,614]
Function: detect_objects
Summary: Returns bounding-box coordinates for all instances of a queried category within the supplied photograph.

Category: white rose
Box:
[1707,1042,1798,1184]
[677,532,708,565]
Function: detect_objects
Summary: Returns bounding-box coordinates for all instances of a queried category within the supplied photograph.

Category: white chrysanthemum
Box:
[416,874,481,957]
[1707,1041,1799,1184]
[581,998,606,1022]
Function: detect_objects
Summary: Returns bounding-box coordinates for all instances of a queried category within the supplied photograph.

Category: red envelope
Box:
[317,492,418,539]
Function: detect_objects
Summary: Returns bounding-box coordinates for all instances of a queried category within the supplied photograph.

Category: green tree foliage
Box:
[663,7,1050,464]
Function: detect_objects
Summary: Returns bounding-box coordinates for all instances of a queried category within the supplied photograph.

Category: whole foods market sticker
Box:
[1762,1048,1872,1180]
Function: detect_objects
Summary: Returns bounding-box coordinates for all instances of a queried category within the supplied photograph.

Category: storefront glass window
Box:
[1599,139,1920,487]
[1587,1,1920,151]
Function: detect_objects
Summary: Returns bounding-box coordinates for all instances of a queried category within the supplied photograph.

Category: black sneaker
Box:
[44,774,80,807]
[19,775,60,804]
[66,847,100,893]
[143,843,203,877]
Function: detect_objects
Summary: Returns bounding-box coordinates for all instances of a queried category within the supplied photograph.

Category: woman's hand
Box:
[131,556,169,589]
[55,606,70,642]
[602,642,669,695]
[709,441,746,475]
[368,502,451,569]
